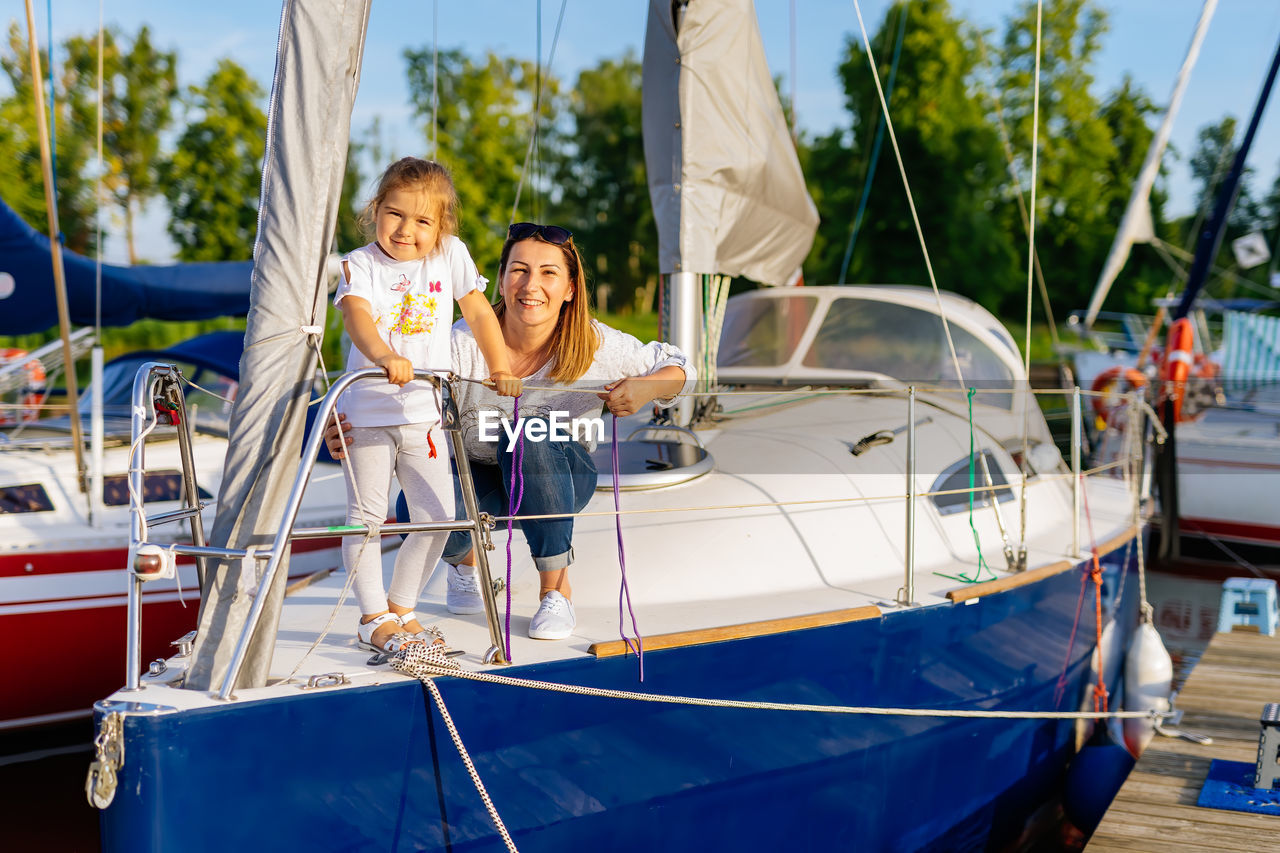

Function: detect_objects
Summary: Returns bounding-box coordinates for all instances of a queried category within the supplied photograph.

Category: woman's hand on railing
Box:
[323,412,353,460]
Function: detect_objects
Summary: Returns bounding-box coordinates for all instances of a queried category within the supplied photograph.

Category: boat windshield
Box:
[718,293,1015,406]
[803,299,1013,391]
[717,294,819,368]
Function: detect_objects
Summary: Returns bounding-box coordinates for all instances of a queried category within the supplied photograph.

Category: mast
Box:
[23,0,87,490]
[1155,32,1280,559]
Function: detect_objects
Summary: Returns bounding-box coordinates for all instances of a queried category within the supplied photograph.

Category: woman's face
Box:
[500,239,574,330]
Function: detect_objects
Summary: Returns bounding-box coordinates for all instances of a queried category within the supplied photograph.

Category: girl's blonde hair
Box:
[359,157,459,252]
[493,230,599,384]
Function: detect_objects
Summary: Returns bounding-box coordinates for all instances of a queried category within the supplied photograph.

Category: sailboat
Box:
[89,1,1150,850]
[0,196,350,729]
[1072,6,1280,569]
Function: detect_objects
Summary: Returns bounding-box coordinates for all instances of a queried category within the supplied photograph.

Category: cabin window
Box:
[0,483,54,514]
[800,300,1015,407]
[102,471,212,507]
[930,451,1014,516]
[717,295,818,367]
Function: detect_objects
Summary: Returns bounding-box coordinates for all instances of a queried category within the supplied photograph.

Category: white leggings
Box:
[341,423,453,616]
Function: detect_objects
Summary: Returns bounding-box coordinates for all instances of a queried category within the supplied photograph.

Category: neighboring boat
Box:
[1070,13,1280,567]
[89,1,1151,850]
[1074,300,1280,568]
[0,331,348,729]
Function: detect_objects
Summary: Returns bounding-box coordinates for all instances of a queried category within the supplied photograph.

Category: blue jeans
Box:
[398,422,597,572]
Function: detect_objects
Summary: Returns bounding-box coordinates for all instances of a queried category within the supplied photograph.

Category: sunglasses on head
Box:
[508,222,573,244]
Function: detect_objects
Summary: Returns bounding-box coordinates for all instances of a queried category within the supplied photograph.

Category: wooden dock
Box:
[1088,629,1280,851]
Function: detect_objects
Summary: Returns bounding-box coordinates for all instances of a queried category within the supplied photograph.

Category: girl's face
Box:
[500,239,575,331]
[374,187,441,262]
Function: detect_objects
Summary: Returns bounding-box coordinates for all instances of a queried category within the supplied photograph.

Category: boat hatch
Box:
[0,483,54,513]
[593,439,713,490]
[102,471,213,506]
[930,450,1015,515]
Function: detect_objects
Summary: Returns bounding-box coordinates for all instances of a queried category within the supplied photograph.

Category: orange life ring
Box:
[0,348,48,425]
[1161,318,1195,422]
[1090,366,1148,428]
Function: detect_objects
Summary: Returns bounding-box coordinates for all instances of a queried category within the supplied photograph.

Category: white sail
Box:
[187,0,371,690]
[642,0,818,287]
[1082,0,1217,330]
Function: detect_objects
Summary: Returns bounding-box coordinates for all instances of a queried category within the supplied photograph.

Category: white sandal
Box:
[356,612,421,654]
[397,611,463,657]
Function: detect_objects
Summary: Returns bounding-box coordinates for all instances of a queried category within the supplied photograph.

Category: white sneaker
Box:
[446,564,485,615]
[529,591,576,640]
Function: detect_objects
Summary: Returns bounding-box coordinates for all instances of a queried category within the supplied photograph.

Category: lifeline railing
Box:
[120,365,1156,697]
[120,366,512,699]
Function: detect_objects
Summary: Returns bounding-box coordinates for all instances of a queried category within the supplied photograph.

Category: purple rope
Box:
[612,417,644,680]
[504,394,525,659]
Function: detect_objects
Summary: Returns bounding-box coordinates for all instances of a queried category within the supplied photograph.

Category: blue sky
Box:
[15,0,1280,265]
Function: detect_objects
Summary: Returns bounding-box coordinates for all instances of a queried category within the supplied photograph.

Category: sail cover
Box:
[642,0,818,286]
[187,0,370,691]
[0,198,251,334]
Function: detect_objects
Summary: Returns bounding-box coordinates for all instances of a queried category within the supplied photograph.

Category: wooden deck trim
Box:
[588,605,882,658]
[946,524,1139,603]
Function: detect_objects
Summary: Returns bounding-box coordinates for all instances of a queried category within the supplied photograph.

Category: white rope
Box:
[395,646,519,852]
[393,653,1167,722]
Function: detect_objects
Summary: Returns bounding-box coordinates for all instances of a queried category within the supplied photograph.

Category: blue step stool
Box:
[1217,578,1279,636]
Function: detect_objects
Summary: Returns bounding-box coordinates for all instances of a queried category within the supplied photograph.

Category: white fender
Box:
[1122,621,1173,757]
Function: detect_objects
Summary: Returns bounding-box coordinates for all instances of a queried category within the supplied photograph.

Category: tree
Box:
[1095,75,1168,313]
[548,52,654,313]
[997,0,1152,315]
[809,0,1019,307]
[403,47,565,280]
[162,59,266,262]
[63,26,177,264]
[0,23,96,252]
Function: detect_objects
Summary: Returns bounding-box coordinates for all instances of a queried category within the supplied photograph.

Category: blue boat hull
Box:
[99,548,1136,852]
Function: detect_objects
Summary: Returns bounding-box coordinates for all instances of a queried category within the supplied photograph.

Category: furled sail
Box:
[187,0,371,691]
[1082,0,1217,330]
[642,0,818,287]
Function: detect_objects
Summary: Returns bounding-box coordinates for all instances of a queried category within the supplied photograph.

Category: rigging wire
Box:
[973,39,1059,351]
[509,0,567,224]
[838,1,907,285]
[431,0,438,160]
[850,0,964,388]
[1017,0,1045,566]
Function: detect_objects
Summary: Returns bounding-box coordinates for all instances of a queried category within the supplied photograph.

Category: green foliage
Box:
[403,46,565,282]
[996,0,1134,315]
[162,59,265,261]
[548,52,656,315]
[63,26,177,263]
[807,0,1021,311]
[0,23,97,252]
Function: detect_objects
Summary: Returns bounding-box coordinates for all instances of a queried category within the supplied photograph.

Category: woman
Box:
[327,223,693,640]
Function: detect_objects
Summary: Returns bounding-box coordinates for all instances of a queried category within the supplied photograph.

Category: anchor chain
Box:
[85,711,124,809]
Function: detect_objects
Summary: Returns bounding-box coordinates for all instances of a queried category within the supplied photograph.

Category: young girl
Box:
[335,157,519,654]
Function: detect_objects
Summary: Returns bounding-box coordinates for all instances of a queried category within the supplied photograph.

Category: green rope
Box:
[935,388,996,584]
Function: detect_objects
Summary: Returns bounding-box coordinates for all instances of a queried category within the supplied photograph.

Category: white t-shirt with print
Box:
[334,236,487,427]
